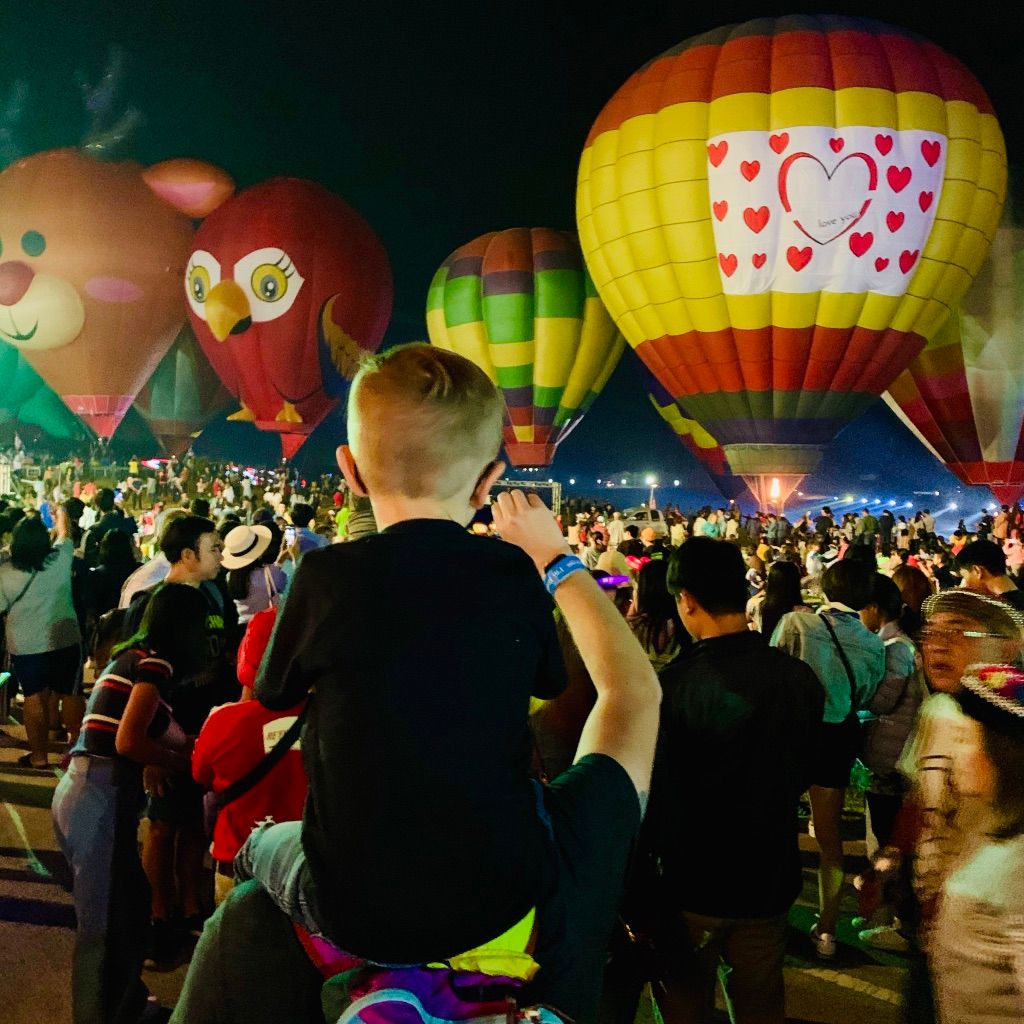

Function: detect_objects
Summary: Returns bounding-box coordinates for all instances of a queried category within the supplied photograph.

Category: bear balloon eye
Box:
[21,231,45,257]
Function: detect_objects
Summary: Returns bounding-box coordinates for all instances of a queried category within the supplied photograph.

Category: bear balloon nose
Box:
[0,261,35,306]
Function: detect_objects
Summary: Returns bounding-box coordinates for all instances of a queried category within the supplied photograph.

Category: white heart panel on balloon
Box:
[706,127,946,296]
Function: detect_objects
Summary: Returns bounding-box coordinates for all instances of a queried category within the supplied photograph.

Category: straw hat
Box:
[222,524,273,570]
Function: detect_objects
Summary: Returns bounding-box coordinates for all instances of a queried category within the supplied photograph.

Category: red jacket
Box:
[192,698,308,862]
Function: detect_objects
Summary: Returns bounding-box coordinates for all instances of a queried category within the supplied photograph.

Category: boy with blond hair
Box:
[179,345,659,1023]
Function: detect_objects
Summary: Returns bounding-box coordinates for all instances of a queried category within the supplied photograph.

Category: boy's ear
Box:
[336,445,369,497]
[470,459,506,509]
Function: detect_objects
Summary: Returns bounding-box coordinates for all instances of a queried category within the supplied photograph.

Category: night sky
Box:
[2,1,1020,515]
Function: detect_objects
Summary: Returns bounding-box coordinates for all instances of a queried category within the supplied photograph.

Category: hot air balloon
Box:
[885,211,1024,506]
[0,341,86,439]
[426,228,625,466]
[185,178,393,461]
[640,364,749,502]
[577,15,1006,510]
[0,149,232,438]
[134,324,232,457]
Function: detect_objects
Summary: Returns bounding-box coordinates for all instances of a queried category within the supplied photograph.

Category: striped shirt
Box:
[72,648,174,759]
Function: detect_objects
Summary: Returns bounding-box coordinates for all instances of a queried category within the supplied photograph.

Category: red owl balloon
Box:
[185,178,393,459]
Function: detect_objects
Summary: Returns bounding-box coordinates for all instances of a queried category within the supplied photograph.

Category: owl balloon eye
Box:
[232,247,304,322]
[190,265,211,302]
[251,264,289,302]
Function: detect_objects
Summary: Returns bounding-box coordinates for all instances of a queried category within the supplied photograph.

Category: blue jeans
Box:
[52,757,150,1024]
[234,819,324,937]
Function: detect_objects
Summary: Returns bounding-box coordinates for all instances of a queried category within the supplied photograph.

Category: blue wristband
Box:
[544,554,587,596]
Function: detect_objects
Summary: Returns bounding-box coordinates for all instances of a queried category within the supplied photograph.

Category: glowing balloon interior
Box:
[577,15,1007,495]
[426,228,625,467]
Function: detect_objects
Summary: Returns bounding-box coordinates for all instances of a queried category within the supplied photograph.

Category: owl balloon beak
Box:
[206,280,252,342]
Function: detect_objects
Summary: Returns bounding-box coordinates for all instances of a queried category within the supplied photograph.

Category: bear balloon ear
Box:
[142,159,234,218]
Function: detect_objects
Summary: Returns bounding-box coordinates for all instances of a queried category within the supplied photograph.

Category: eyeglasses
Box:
[920,626,1008,642]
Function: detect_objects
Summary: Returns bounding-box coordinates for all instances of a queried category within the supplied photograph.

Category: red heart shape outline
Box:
[752,253,767,269]
[778,151,879,245]
[887,166,912,193]
[708,142,728,167]
[875,257,890,272]
[769,133,789,154]
[886,211,905,233]
[713,200,728,221]
[875,134,894,156]
[899,249,920,274]
[829,137,845,153]
[742,206,770,233]
[918,191,934,212]
[740,160,760,182]
[849,232,873,257]
[921,140,941,167]
[718,252,738,277]
[787,246,813,272]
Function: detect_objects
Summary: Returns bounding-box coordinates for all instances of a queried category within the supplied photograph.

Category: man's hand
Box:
[492,490,571,575]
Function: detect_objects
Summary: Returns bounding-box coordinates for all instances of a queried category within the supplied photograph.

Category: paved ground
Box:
[1,716,909,1023]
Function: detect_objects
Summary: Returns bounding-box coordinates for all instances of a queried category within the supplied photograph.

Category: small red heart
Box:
[743,206,770,233]
[875,257,890,272]
[918,190,934,212]
[718,252,738,277]
[740,160,760,182]
[921,140,941,167]
[887,166,912,193]
[875,134,894,156]
[899,249,920,274]
[829,137,845,153]
[886,211,905,233]
[713,200,729,221]
[769,132,789,154]
[849,231,874,257]
[787,246,813,272]
[752,253,767,269]
[708,141,728,167]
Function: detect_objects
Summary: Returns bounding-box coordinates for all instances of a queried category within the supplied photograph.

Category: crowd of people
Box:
[2,348,1024,1024]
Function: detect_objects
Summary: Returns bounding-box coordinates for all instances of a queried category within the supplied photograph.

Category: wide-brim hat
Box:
[959,664,1024,738]
[222,524,273,570]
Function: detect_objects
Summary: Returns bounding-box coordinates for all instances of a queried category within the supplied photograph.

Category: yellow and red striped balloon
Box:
[577,15,1006,501]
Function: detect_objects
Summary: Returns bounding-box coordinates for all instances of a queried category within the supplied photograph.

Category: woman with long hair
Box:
[0,507,82,767]
[52,582,209,1024]
[756,560,811,639]
[893,563,934,637]
[628,558,687,670]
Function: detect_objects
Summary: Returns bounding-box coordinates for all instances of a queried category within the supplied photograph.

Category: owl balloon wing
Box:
[318,294,368,396]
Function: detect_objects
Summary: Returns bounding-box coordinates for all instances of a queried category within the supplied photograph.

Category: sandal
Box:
[16,753,49,769]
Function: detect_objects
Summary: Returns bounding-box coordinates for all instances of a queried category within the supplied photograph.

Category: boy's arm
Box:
[492,491,661,800]
[255,554,322,709]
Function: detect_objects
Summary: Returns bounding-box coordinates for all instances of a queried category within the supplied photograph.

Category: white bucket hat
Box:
[222,524,273,570]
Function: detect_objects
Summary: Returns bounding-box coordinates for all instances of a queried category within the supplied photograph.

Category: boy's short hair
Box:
[348,343,504,500]
[822,560,874,610]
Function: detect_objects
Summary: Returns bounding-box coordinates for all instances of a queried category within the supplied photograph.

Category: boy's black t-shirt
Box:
[256,519,567,964]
